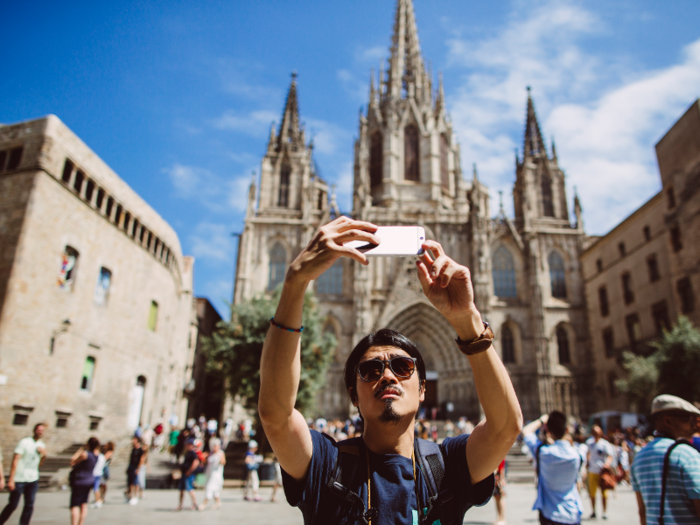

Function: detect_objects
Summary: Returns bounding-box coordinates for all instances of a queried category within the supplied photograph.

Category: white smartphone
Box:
[345,226,426,256]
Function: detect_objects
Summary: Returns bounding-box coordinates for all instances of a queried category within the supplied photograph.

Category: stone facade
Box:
[0,115,197,459]
[581,99,700,412]
[187,297,223,421]
[233,0,592,422]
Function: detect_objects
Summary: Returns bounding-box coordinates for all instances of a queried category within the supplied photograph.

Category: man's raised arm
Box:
[258,217,378,481]
[416,241,523,484]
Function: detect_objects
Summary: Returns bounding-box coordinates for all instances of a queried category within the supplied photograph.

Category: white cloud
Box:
[211,109,278,137]
[189,222,234,263]
[163,163,254,213]
[306,118,350,156]
[443,0,700,234]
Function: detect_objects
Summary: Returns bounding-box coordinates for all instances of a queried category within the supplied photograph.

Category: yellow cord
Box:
[365,446,417,525]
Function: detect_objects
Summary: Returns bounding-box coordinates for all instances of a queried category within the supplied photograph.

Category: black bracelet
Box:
[270,318,304,333]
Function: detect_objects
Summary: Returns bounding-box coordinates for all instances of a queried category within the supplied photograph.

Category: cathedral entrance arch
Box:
[385,302,473,419]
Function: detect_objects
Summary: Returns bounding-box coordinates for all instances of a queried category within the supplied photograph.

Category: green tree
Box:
[202,289,336,426]
[617,316,700,412]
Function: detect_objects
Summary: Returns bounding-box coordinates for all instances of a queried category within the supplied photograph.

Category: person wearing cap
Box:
[243,440,262,501]
[631,394,700,524]
[258,217,523,524]
[176,439,200,511]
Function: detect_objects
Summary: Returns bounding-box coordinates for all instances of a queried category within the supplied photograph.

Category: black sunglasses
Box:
[356,356,418,382]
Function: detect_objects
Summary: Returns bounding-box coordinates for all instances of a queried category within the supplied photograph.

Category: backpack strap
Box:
[415,438,456,525]
[326,437,375,525]
[535,442,547,487]
[659,438,693,525]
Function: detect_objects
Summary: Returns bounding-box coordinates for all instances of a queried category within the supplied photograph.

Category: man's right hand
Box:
[7,480,14,492]
[286,216,378,285]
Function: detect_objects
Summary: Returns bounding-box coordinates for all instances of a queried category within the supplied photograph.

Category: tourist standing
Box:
[69,438,99,525]
[177,439,200,511]
[93,442,114,508]
[243,440,261,502]
[492,459,507,525]
[125,437,145,505]
[586,425,613,519]
[631,394,700,524]
[199,438,226,510]
[0,423,46,525]
[136,444,149,499]
[523,412,584,525]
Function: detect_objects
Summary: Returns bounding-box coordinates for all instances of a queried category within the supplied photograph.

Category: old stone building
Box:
[233,0,592,421]
[0,115,197,457]
[581,99,700,412]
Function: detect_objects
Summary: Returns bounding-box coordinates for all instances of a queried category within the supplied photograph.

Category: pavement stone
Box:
[1,480,638,524]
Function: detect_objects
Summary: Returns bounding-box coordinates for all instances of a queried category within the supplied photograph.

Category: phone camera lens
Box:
[420,237,424,240]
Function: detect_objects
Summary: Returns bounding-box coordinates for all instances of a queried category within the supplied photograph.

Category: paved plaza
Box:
[2,481,639,524]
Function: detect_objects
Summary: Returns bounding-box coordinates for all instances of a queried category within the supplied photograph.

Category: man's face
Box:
[592,425,602,439]
[132,437,140,447]
[34,425,45,439]
[351,345,424,425]
[665,412,697,440]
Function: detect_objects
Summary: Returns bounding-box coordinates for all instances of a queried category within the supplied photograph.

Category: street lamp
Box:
[49,319,71,355]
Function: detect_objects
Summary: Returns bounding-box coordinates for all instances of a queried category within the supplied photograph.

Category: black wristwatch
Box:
[455,321,494,356]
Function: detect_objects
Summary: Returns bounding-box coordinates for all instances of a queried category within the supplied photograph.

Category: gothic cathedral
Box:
[233,0,592,422]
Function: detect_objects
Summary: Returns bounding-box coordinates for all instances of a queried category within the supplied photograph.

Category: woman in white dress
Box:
[199,438,226,510]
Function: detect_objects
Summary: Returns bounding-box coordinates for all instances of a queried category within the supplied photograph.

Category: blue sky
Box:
[3,0,699,317]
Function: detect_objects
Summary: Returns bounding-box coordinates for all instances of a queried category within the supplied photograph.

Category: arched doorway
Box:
[384,303,475,419]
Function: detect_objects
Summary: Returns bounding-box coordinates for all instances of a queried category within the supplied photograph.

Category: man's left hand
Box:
[416,240,482,340]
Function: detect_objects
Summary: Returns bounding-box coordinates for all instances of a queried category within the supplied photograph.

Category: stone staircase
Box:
[504,440,535,484]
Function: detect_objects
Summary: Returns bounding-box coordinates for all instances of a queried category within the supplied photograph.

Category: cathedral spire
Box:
[277,71,302,150]
[523,86,546,158]
[387,0,427,100]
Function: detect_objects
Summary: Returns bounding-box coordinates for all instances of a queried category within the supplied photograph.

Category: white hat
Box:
[651,394,700,416]
[248,440,258,449]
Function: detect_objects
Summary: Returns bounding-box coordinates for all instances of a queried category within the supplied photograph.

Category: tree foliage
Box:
[617,316,700,412]
[201,289,336,421]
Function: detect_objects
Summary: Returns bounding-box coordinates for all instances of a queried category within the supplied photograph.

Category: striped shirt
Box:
[631,437,700,524]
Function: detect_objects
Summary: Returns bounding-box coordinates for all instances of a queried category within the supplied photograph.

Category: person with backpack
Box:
[522,412,584,525]
[258,217,523,525]
[631,394,700,524]
[68,437,100,525]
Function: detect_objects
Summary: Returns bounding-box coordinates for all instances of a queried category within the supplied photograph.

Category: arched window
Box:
[404,125,420,181]
[440,134,450,189]
[541,173,554,217]
[557,325,571,364]
[278,162,291,207]
[501,325,515,364]
[370,132,383,188]
[549,252,567,298]
[316,260,343,295]
[492,246,517,298]
[268,243,287,291]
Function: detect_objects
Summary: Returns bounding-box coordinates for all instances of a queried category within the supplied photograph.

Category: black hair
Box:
[547,411,567,440]
[87,436,100,451]
[343,328,426,403]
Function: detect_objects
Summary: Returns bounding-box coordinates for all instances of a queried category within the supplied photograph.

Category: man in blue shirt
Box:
[258,217,524,524]
[631,394,700,524]
[523,411,584,525]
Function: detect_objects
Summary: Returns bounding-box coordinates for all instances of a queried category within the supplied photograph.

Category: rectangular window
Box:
[618,242,626,257]
[96,189,105,210]
[670,226,683,252]
[0,150,7,171]
[73,170,84,194]
[625,313,641,352]
[643,225,651,241]
[622,273,634,305]
[12,413,29,426]
[598,286,609,317]
[132,219,140,239]
[603,327,615,358]
[123,211,131,234]
[94,267,112,306]
[677,277,695,314]
[148,301,158,331]
[651,301,670,335]
[58,246,79,291]
[667,187,676,209]
[89,417,101,431]
[56,412,70,428]
[115,205,123,226]
[80,357,96,391]
[105,197,114,218]
[6,147,23,170]
[85,180,95,202]
[62,159,74,183]
[596,259,603,273]
[647,254,661,282]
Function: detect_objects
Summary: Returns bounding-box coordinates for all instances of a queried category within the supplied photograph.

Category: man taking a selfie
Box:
[259,217,523,524]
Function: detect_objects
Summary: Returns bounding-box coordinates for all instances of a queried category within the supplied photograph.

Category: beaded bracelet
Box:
[270,318,304,333]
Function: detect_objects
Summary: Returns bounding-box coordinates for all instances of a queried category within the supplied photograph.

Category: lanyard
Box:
[365,445,418,525]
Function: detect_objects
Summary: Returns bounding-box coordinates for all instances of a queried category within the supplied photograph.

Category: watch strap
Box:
[455,321,494,356]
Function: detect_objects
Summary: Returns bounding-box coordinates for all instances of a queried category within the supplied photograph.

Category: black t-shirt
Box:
[282,429,494,525]
[128,447,144,470]
[181,450,199,474]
